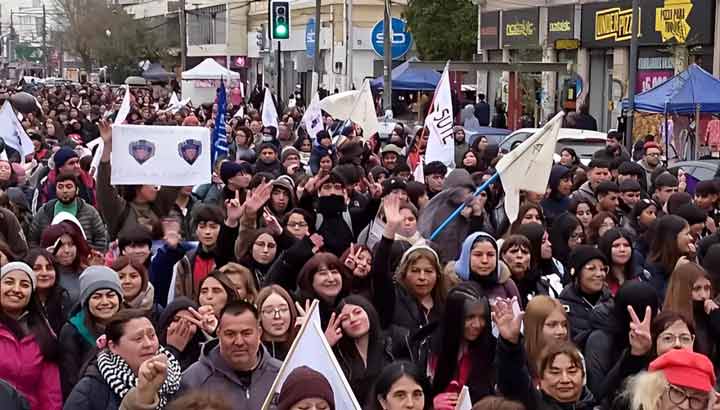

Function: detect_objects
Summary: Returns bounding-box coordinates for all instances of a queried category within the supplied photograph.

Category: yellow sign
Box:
[655,0,693,43]
[595,7,640,41]
[549,20,572,33]
[506,21,535,37]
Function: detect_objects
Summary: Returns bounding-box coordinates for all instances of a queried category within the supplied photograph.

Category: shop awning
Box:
[371,57,441,91]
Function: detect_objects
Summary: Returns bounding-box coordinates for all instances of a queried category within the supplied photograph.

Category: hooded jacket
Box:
[454,232,521,302]
[181,340,281,410]
[569,180,597,206]
[158,297,205,371]
[541,165,572,228]
[559,283,613,349]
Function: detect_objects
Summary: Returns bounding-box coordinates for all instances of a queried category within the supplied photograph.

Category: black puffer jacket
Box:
[63,362,121,410]
[0,379,29,410]
[559,283,612,349]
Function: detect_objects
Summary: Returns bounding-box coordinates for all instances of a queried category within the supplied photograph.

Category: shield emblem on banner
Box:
[128,140,156,165]
[178,139,202,165]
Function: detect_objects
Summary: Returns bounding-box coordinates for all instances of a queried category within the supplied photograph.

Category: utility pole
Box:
[9,11,16,63]
[382,0,392,112]
[313,0,321,93]
[179,0,187,71]
[277,40,281,103]
[346,0,353,91]
[625,0,640,151]
[42,4,48,77]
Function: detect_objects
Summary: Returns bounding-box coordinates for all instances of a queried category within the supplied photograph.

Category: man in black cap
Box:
[617,161,649,196]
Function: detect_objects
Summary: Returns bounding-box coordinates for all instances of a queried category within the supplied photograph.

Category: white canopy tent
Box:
[181,58,241,105]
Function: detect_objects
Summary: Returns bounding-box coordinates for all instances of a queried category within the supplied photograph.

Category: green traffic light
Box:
[275,24,288,37]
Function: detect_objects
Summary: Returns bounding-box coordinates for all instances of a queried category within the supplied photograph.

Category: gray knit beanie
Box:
[1,262,36,290]
[79,266,123,306]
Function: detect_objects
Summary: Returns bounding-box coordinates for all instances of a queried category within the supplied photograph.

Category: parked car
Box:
[499,128,607,165]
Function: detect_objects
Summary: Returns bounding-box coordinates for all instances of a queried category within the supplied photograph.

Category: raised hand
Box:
[136,354,168,405]
[432,393,459,410]
[628,305,653,356]
[245,180,273,216]
[263,208,283,235]
[705,299,719,314]
[225,188,244,225]
[294,300,312,328]
[304,175,329,195]
[99,119,112,144]
[166,317,196,352]
[365,174,382,200]
[491,298,523,344]
[324,312,345,347]
[188,306,219,335]
[309,233,324,253]
[383,193,404,234]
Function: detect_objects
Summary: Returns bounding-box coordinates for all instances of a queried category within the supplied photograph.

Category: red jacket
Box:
[0,325,62,410]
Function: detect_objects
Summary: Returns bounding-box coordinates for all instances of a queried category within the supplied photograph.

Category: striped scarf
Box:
[97,346,181,409]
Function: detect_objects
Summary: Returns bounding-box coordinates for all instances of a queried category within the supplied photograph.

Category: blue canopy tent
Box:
[622,64,720,113]
[371,57,441,91]
[621,64,720,159]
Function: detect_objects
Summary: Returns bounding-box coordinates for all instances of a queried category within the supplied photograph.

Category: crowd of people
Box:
[0,80,720,410]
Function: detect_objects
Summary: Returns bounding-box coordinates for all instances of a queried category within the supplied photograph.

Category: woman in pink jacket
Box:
[0,261,62,410]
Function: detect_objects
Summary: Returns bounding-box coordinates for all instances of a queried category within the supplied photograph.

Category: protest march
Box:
[2,55,720,410]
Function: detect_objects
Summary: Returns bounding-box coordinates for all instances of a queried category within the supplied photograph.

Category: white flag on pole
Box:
[424,62,455,168]
[319,89,360,119]
[413,157,425,183]
[114,85,131,125]
[261,300,361,410]
[168,92,180,108]
[111,124,211,186]
[233,105,245,119]
[0,100,34,158]
[301,93,325,140]
[261,87,279,130]
[496,111,564,223]
[455,386,472,410]
[346,80,380,139]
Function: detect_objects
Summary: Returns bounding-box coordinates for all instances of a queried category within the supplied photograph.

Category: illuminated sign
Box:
[594,6,639,41]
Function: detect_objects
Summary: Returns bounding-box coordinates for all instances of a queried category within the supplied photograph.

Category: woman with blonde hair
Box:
[620,349,716,410]
[255,285,298,360]
[663,261,720,363]
[523,296,569,377]
[218,262,258,303]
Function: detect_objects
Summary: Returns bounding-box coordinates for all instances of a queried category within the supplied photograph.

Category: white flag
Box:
[424,62,455,168]
[86,137,104,178]
[319,89,360,120]
[114,85,131,125]
[261,300,361,410]
[346,80,380,139]
[111,124,211,186]
[301,93,325,140]
[496,111,564,223]
[168,92,180,108]
[233,105,245,119]
[455,386,472,410]
[413,157,424,183]
[0,101,34,158]
[261,87,279,130]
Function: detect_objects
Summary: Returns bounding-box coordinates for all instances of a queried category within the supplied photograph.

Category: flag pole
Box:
[429,172,499,240]
[411,61,449,172]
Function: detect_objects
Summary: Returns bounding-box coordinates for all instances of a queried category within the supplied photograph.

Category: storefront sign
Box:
[547,5,576,43]
[637,69,674,92]
[580,0,713,47]
[502,8,540,48]
[480,11,500,50]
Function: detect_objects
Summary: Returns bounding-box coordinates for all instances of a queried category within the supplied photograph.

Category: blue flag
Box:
[211,79,229,166]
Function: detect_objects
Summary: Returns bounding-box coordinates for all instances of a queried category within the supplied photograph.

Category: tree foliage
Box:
[53,0,170,81]
[404,0,478,61]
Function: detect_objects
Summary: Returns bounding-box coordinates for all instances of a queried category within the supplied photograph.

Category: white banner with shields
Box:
[111,125,211,186]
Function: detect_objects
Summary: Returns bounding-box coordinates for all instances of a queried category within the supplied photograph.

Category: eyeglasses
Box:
[646,152,662,157]
[658,333,694,346]
[286,222,308,228]
[261,306,290,317]
[667,385,708,410]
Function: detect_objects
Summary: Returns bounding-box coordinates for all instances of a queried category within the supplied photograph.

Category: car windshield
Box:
[556,139,606,159]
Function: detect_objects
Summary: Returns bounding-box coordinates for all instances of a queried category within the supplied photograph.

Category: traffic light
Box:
[270,1,290,40]
[256,24,266,50]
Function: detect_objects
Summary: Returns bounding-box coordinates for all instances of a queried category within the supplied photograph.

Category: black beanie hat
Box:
[568,245,607,278]
[277,366,335,410]
[675,203,707,225]
[382,176,407,197]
